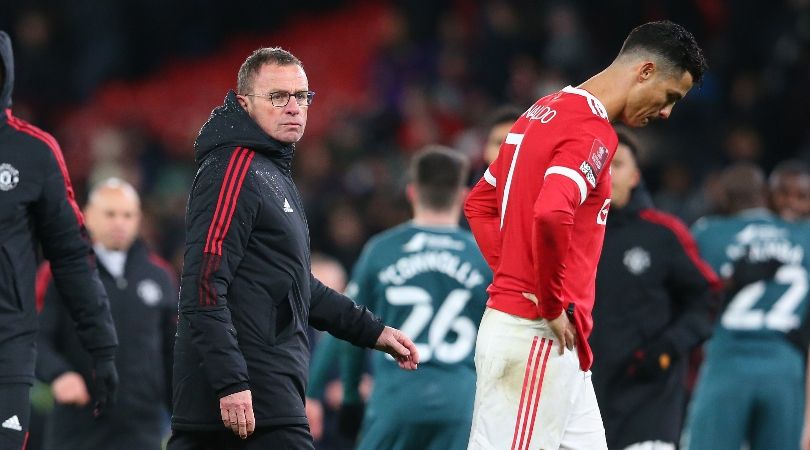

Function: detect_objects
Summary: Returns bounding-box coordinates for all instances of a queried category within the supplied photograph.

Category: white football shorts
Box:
[468,308,607,450]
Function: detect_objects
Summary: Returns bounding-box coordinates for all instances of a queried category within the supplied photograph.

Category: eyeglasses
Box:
[243,90,316,107]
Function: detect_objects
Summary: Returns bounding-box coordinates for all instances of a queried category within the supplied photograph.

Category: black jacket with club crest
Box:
[0,30,116,386]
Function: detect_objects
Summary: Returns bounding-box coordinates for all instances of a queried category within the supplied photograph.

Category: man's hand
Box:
[374,326,419,370]
[52,371,90,406]
[91,358,118,418]
[220,389,255,439]
[547,310,576,355]
[523,293,576,355]
[305,397,324,441]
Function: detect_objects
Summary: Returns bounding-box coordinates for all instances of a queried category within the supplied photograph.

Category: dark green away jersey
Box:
[343,222,491,422]
[692,209,810,358]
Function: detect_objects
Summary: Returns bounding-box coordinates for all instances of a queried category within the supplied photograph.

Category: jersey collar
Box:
[562,86,608,119]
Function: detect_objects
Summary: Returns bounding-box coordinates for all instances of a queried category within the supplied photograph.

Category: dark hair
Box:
[770,159,810,186]
[719,162,767,213]
[237,47,303,94]
[614,125,642,160]
[618,20,707,84]
[411,146,470,211]
[485,105,523,131]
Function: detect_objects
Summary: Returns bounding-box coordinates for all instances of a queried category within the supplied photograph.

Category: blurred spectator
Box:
[591,129,718,450]
[769,159,810,222]
[481,105,523,166]
[36,178,177,450]
[652,161,714,224]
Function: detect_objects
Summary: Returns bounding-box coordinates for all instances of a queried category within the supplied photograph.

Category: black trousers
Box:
[0,384,30,450]
[167,425,314,450]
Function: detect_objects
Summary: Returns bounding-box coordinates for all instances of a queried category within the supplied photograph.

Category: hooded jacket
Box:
[0,30,117,384]
[172,90,384,430]
[590,184,719,448]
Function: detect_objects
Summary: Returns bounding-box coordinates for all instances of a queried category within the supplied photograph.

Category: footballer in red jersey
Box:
[465,21,707,450]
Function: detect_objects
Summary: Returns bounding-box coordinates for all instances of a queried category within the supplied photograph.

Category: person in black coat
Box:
[590,129,719,450]
[36,178,177,450]
[0,31,117,450]
[168,47,419,450]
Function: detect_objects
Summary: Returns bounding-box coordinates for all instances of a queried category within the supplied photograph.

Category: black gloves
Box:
[626,339,677,381]
[338,402,365,441]
[91,357,119,418]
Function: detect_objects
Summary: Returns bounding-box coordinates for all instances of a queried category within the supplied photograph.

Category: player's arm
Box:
[336,251,374,406]
[305,333,341,441]
[307,333,341,400]
[533,117,612,320]
[465,168,500,272]
[337,258,375,439]
[33,140,118,361]
[36,271,93,407]
[35,268,75,383]
[32,138,118,415]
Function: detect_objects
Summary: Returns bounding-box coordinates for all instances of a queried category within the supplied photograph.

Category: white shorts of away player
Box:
[468,308,607,450]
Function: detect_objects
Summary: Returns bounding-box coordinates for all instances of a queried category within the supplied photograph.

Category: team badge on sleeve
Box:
[578,139,610,188]
[0,163,19,191]
[588,139,609,175]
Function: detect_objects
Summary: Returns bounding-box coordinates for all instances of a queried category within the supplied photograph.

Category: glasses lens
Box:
[270,92,290,107]
[292,91,314,106]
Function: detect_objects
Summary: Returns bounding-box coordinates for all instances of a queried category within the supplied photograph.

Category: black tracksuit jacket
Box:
[0,31,116,386]
[171,90,384,430]
[590,187,718,449]
[36,240,176,450]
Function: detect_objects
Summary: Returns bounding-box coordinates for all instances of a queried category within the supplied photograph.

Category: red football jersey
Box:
[465,86,618,370]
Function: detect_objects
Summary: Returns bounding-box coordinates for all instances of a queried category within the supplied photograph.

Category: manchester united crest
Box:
[0,164,19,191]
[137,279,163,306]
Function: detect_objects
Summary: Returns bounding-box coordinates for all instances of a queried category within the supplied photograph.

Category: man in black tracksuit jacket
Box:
[169,48,418,450]
[590,132,719,449]
[0,31,118,449]
[36,179,177,450]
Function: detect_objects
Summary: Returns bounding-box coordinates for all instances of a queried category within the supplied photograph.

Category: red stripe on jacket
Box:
[35,262,53,314]
[213,151,254,255]
[5,109,85,226]
[639,209,722,291]
[203,148,254,255]
[198,147,254,305]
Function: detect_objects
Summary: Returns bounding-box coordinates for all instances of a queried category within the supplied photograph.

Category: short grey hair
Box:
[87,177,140,207]
[237,47,304,94]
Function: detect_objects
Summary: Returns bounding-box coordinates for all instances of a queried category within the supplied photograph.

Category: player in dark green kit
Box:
[684,163,810,450]
[308,146,490,450]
